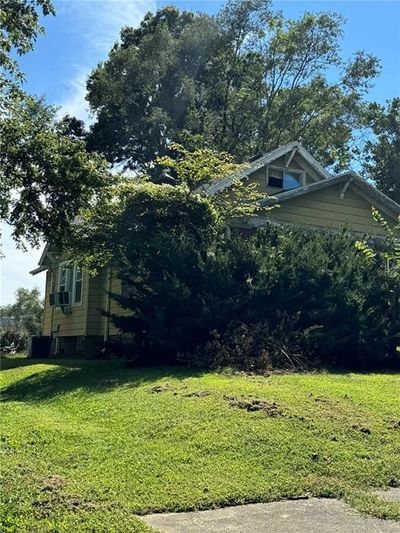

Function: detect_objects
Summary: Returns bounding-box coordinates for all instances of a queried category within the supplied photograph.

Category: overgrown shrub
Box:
[110,224,400,370]
[245,226,400,369]
[181,315,321,371]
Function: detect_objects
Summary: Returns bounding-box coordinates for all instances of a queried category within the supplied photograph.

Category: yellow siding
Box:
[267,185,395,235]
[86,271,106,336]
[41,263,132,338]
[42,266,88,337]
[42,270,54,335]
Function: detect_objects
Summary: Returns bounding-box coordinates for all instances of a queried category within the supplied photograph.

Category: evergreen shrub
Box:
[110,225,400,370]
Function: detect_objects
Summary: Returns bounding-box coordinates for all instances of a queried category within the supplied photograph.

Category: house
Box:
[31,141,400,357]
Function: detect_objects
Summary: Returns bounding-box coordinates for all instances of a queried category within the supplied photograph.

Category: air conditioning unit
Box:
[49,291,71,307]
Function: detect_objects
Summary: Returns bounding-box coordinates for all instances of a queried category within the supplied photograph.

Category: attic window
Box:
[284,171,301,190]
[267,167,303,190]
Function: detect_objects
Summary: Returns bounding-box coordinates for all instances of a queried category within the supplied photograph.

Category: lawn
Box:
[1,356,400,532]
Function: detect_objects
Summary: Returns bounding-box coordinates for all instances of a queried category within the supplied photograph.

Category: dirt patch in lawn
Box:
[35,477,103,519]
[182,391,211,398]
[225,396,283,417]
[149,385,169,393]
[42,474,67,491]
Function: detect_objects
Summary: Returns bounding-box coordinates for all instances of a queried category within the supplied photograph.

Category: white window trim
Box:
[57,262,83,307]
[266,165,306,190]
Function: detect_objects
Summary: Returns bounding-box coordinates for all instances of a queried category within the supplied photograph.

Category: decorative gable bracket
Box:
[284,148,297,167]
[339,177,354,199]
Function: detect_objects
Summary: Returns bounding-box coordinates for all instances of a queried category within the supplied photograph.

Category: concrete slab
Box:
[142,498,400,533]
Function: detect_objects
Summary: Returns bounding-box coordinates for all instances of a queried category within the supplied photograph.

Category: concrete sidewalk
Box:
[142,497,400,533]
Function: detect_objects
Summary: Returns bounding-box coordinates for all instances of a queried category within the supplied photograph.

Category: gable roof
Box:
[31,144,400,273]
[205,141,331,195]
[259,171,400,220]
[30,244,53,275]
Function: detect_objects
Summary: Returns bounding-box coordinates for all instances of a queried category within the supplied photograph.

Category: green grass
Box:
[1,356,400,532]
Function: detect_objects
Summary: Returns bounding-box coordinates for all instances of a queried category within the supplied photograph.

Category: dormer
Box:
[205,141,331,197]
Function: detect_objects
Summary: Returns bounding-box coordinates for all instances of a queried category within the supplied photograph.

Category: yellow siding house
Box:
[31,142,400,356]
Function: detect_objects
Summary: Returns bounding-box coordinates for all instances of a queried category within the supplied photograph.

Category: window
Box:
[74,267,83,304]
[283,171,301,190]
[267,167,304,190]
[268,168,284,188]
[58,264,72,293]
[58,263,83,305]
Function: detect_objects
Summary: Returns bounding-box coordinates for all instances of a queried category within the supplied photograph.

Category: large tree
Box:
[1,97,109,247]
[0,0,110,248]
[87,1,380,172]
[362,98,400,204]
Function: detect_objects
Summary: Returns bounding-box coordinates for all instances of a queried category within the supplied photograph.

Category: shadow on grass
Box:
[1,356,203,403]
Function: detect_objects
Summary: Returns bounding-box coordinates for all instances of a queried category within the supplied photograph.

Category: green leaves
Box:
[68,143,269,272]
[0,0,112,249]
[0,96,110,247]
[0,0,55,95]
[87,3,380,171]
[106,221,399,367]
[67,178,217,274]
[362,98,400,204]
[156,143,242,192]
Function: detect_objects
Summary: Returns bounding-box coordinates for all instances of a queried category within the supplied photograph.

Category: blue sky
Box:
[1,0,399,305]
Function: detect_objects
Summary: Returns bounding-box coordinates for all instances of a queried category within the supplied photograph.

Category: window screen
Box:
[59,265,72,293]
[74,268,83,304]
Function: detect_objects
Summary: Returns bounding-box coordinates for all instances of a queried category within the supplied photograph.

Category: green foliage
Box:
[1,358,400,528]
[362,98,400,204]
[355,209,400,354]
[68,179,218,274]
[0,0,55,95]
[157,143,243,192]
[108,225,399,369]
[87,2,380,171]
[0,287,43,335]
[157,143,265,222]
[372,208,400,268]
[356,209,400,268]
[0,96,110,247]
[0,1,111,248]
[67,144,262,272]
[86,6,219,169]
[243,227,399,368]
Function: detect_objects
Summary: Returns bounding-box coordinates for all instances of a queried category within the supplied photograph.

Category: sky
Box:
[1,0,399,305]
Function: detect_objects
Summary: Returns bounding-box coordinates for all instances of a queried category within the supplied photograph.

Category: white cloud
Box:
[71,0,154,56]
[56,68,91,122]
[56,0,156,122]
